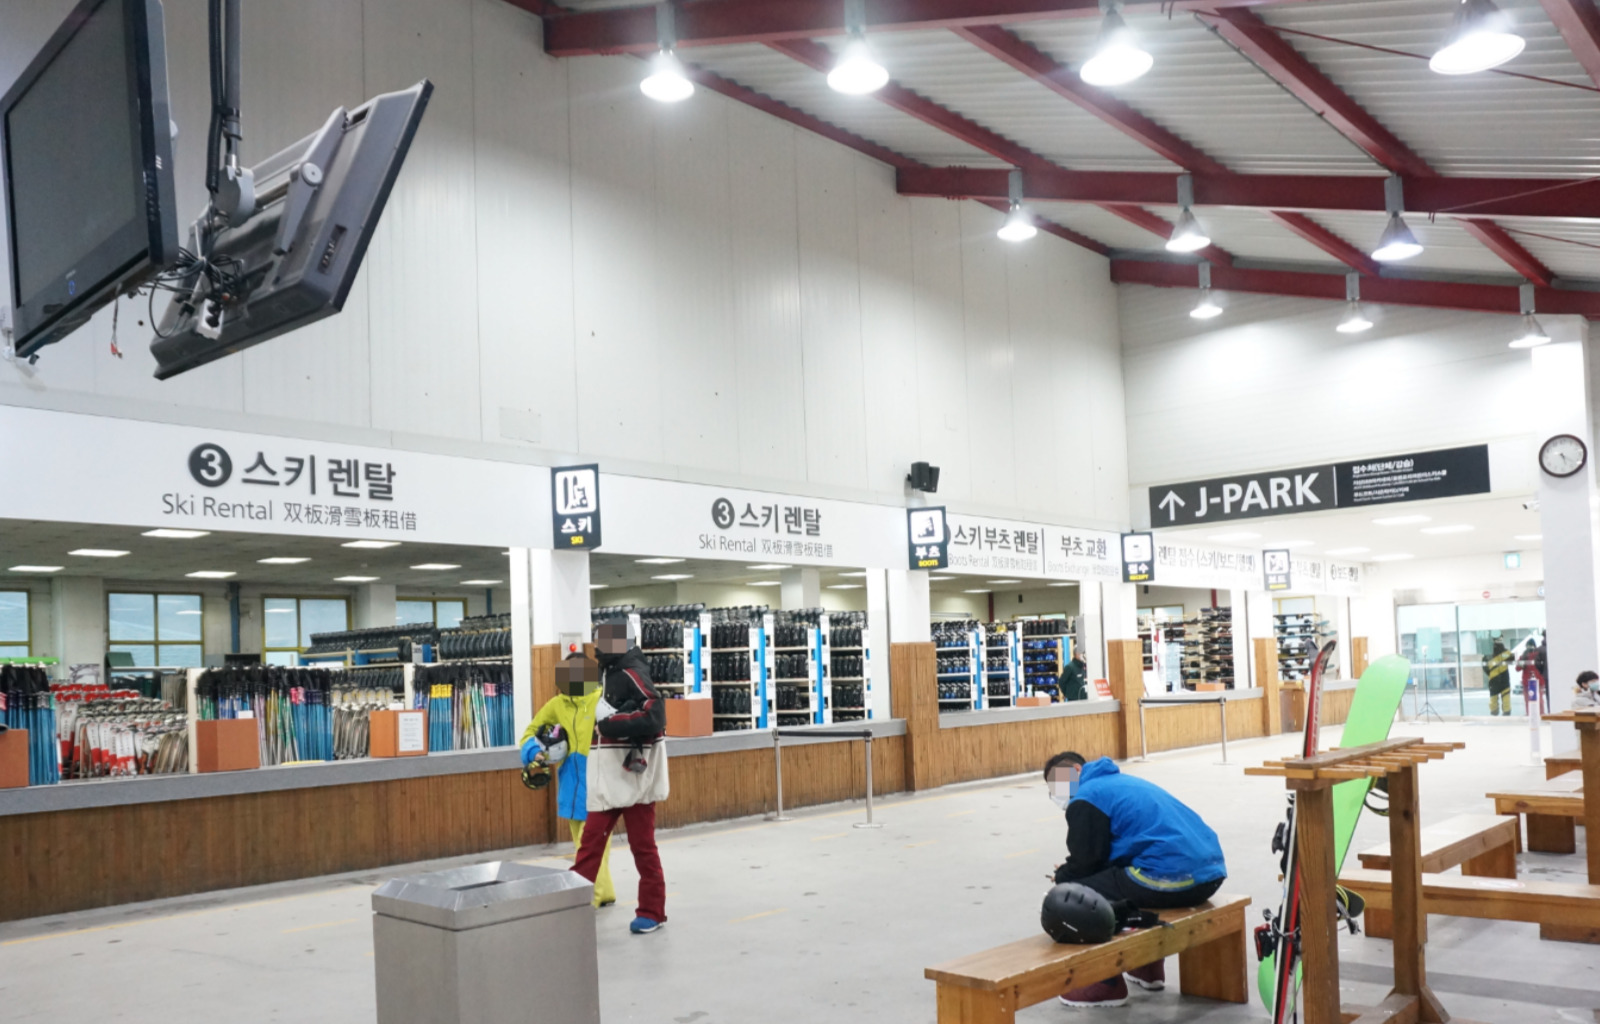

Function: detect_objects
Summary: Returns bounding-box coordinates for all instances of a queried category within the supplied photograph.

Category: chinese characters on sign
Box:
[170,442,416,532]
[948,519,1043,574]
[705,495,833,558]
[552,464,601,548]
[908,507,949,570]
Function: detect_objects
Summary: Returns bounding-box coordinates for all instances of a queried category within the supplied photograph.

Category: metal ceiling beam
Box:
[954,24,1383,274]
[1111,259,1600,317]
[896,166,1600,221]
[768,38,1235,262]
[1200,8,1554,285]
[977,199,1112,254]
[543,0,1324,56]
[1538,0,1600,89]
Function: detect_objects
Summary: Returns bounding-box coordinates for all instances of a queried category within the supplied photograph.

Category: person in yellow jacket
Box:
[520,653,614,906]
[1484,638,1514,716]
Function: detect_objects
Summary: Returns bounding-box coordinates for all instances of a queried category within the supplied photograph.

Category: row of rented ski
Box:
[195,666,340,765]
[413,663,514,752]
[1,664,60,785]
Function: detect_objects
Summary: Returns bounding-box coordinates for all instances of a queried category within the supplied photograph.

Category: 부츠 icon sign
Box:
[908,506,949,570]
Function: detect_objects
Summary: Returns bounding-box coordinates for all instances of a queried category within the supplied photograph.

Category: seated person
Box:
[1043,750,1227,1009]
[1575,670,1600,709]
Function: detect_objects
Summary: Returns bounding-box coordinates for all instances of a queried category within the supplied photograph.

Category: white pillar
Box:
[1354,588,1397,659]
[1243,590,1273,688]
[865,568,891,720]
[353,584,397,629]
[1533,320,1600,754]
[530,549,592,647]
[887,569,931,643]
[1332,596,1353,680]
[51,576,105,671]
[781,567,821,611]
[510,547,534,737]
[1076,594,1103,686]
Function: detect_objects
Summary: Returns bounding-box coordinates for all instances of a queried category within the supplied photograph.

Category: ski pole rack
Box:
[933,619,982,712]
[411,662,516,751]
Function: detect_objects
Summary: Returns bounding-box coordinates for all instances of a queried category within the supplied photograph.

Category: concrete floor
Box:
[2,720,1595,1023]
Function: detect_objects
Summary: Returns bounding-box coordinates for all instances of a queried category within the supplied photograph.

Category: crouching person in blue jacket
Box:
[1044,751,1227,1009]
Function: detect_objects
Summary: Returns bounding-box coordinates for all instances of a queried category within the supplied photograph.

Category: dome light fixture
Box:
[1509,283,1551,348]
[1080,3,1153,87]
[827,1,888,94]
[997,169,1038,242]
[1336,272,1373,333]
[1430,0,1525,75]
[1165,174,1210,253]
[1190,263,1222,320]
[640,4,695,103]
[1371,175,1424,262]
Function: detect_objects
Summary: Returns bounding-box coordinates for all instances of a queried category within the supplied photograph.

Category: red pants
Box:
[574,802,666,923]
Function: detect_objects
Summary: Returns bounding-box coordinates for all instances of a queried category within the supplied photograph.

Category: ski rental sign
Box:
[1148,445,1490,526]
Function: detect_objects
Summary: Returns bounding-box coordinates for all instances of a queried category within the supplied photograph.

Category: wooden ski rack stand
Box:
[1246,737,1468,1024]
[1540,708,1600,886]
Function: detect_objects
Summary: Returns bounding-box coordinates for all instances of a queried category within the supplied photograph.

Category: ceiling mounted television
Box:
[1,0,178,358]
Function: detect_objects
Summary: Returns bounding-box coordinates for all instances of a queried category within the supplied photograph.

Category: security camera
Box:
[907,461,941,494]
[1523,499,1541,511]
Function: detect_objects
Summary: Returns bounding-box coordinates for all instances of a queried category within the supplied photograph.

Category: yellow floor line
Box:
[727,908,787,924]
[810,831,851,841]
[946,809,976,818]
[281,917,360,934]
[904,840,938,849]
[1004,848,1040,859]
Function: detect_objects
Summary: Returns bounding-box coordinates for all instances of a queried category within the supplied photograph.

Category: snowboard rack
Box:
[1247,737,1466,1024]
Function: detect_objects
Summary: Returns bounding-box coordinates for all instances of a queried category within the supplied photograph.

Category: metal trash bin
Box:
[371,861,598,1024]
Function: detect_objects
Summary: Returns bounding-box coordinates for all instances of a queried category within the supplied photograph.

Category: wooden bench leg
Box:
[1177,914,1248,1004]
[936,983,1015,1024]
[1539,923,1600,945]
[1461,841,1517,879]
[1526,813,1576,854]
[1363,906,1394,940]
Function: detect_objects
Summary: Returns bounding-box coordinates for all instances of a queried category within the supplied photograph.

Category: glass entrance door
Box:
[1396,599,1544,716]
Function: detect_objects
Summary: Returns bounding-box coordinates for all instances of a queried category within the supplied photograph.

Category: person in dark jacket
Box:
[1043,750,1227,1008]
[572,621,670,935]
[1058,653,1089,702]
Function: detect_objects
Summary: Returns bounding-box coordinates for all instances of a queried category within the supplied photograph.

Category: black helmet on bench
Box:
[1041,883,1116,944]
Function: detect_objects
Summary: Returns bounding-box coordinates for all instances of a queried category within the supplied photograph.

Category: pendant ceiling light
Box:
[641,4,695,103]
[1508,283,1551,348]
[997,169,1038,242]
[1430,0,1525,75]
[1336,273,1373,333]
[1371,175,1424,262]
[828,0,888,94]
[1190,264,1222,320]
[1165,174,1210,253]
[1080,3,1153,87]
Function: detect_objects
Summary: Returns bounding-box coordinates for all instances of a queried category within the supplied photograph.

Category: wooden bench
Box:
[1546,756,1580,780]
[923,895,1250,1023]
[1341,868,1600,945]
[1489,780,1585,854]
[1355,813,1519,939]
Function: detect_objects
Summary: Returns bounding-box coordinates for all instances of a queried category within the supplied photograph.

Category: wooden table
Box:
[1247,737,1466,1024]
[1543,709,1600,884]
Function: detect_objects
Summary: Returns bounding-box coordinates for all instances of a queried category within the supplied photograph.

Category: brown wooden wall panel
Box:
[1321,685,1356,727]
[1141,697,1269,755]
[1106,640,1144,759]
[1256,637,1283,735]
[891,642,939,790]
[929,712,1121,789]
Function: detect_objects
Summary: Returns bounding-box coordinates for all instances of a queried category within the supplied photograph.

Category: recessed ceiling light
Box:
[1419,524,1474,535]
[186,570,236,579]
[69,549,129,558]
[342,540,401,549]
[1207,531,1260,543]
[749,580,782,587]
[652,574,693,581]
[175,609,202,615]
[1048,582,1076,588]
[142,528,210,539]
[335,575,380,582]
[9,565,62,572]
[838,571,867,578]
[266,607,295,613]
[461,579,503,586]
[589,584,609,590]
[963,588,992,594]
[1371,554,1414,563]
[1325,547,1370,557]
[410,563,462,570]
[1271,540,1315,549]
[827,584,864,590]
[929,576,955,581]
[635,557,685,565]
[1513,534,1542,542]
[748,564,791,571]
[258,557,311,565]
[1373,514,1430,526]
[987,579,1022,585]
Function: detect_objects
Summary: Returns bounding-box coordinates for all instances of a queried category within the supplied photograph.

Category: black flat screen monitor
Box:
[1,0,177,357]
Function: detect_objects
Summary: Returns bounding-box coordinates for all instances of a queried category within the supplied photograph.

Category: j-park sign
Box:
[1148,445,1491,526]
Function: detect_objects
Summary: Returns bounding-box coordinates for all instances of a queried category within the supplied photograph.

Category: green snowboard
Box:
[1256,654,1411,1010]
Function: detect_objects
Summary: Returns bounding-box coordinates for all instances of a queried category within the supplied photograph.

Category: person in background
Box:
[1043,750,1227,1009]
[1058,651,1089,702]
[1574,670,1600,709]
[520,652,613,907]
[1484,638,1514,716]
[573,621,670,935]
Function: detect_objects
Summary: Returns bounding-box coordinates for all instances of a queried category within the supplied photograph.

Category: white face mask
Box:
[1050,794,1072,810]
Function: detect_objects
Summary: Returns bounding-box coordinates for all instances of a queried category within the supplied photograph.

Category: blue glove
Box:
[520,737,544,766]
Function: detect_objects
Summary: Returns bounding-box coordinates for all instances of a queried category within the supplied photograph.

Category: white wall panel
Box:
[909,199,974,506]
[959,203,1018,510]
[1120,285,1537,487]
[853,161,921,499]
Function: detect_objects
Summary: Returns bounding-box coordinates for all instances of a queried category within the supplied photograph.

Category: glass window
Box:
[396,599,434,626]
[0,590,29,657]
[436,600,465,629]
[262,597,350,663]
[1396,599,1545,716]
[108,592,202,666]
[397,598,466,628]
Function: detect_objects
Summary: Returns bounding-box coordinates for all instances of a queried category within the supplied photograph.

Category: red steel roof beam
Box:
[1267,211,1383,278]
[977,199,1112,254]
[544,0,1329,56]
[1538,0,1600,89]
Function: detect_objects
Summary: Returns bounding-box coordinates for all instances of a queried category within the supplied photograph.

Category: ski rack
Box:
[983,623,1019,707]
[768,612,829,728]
[1245,737,1465,1024]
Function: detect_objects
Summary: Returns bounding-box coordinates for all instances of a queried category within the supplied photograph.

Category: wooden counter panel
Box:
[1141,697,1268,755]
[931,712,1122,789]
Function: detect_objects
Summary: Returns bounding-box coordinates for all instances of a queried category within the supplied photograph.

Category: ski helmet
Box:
[537,724,570,765]
[1041,883,1117,944]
